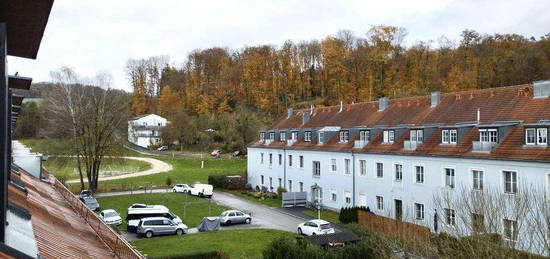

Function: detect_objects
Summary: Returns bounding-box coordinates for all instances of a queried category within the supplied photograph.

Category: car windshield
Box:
[320,223,333,230]
[220,211,228,217]
[169,212,176,219]
[104,211,117,217]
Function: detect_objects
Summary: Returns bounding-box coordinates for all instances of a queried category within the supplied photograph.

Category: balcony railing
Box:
[287,139,296,146]
[354,140,368,148]
[403,141,421,151]
[265,139,274,145]
[472,141,497,152]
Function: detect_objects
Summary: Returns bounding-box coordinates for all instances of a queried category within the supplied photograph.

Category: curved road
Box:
[66,156,172,183]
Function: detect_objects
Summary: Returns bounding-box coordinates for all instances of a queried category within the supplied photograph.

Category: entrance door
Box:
[311,186,322,204]
[394,199,403,221]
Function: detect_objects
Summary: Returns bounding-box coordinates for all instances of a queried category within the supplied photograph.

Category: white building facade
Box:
[128,114,169,148]
[248,81,550,255]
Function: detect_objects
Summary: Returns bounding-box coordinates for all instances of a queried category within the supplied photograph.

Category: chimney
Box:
[303,112,310,124]
[533,80,550,98]
[378,97,388,111]
[287,108,293,118]
[339,101,343,112]
[431,91,440,107]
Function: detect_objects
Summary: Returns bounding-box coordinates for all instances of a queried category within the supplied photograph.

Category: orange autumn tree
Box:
[157,86,183,117]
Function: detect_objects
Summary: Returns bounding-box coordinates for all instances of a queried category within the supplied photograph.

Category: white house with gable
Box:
[128,114,169,148]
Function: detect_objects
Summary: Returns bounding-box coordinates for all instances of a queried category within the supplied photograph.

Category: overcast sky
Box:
[7,0,550,91]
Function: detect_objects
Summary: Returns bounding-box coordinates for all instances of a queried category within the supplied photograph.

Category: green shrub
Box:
[208,175,246,190]
[166,177,173,187]
[339,206,369,223]
[276,187,287,197]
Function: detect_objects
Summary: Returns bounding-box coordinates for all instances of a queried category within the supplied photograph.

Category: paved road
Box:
[67,156,172,183]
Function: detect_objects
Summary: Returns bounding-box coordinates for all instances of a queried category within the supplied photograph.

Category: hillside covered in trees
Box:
[127,26,550,118]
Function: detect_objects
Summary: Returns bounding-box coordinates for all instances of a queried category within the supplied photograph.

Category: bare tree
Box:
[44,68,130,191]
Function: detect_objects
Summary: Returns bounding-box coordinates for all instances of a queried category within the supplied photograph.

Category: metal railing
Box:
[51,175,144,259]
[354,140,368,148]
[286,139,296,146]
[472,141,497,152]
[265,139,274,145]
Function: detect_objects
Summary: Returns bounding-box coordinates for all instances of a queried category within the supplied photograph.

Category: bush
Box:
[339,206,369,223]
[276,187,287,197]
[166,177,173,187]
[208,175,246,190]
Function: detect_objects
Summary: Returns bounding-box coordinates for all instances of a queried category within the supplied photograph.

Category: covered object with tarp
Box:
[197,217,220,232]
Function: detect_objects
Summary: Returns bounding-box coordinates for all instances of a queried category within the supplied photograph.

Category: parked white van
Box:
[189,183,213,198]
[126,205,182,232]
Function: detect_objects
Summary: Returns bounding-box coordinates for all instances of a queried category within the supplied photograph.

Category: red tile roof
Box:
[252,84,550,163]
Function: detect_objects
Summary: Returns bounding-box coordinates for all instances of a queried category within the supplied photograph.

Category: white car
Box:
[99,209,122,226]
[172,184,192,193]
[189,183,213,198]
[297,219,335,236]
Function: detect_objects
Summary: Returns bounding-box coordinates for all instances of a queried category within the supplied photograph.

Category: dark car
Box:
[79,189,92,198]
[80,196,100,212]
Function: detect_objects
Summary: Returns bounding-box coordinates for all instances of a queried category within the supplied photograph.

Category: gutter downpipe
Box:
[283,148,287,190]
[352,150,356,207]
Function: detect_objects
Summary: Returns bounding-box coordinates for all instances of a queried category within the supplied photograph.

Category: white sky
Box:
[7,0,550,91]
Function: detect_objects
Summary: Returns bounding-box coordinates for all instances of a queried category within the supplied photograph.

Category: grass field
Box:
[301,208,341,223]
[19,138,144,157]
[96,193,229,229]
[43,157,151,180]
[132,229,289,259]
[224,190,282,208]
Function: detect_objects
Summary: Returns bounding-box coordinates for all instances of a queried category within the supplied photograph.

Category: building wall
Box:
[248,146,550,254]
[128,114,168,148]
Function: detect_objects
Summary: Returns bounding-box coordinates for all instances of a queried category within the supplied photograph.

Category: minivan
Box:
[137,217,188,238]
[126,205,182,232]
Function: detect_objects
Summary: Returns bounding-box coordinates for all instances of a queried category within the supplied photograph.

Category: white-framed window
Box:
[525,128,536,145]
[269,132,275,140]
[278,154,282,165]
[331,159,337,172]
[479,128,498,143]
[359,160,367,176]
[288,155,293,167]
[261,175,264,185]
[339,130,350,143]
[472,169,484,190]
[394,164,403,182]
[318,131,324,143]
[312,161,321,177]
[288,180,292,192]
[331,191,337,202]
[411,130,417,142]
[360,130,370,141]
[376,162,384,178]
[383,130,395,143]
[410,130,424,143]
[376,196,384,211]
[442,129,458,144]
[344,159,351,175]
[278,178,282,188]
[537,128,548,145]
[503,218,518,241]
[415,165,424,183]
[260,132,266,141]
[414,203,424,220]
[304,131,312,142]
[269,153,273,166]
[280,131,286,141]
[344,191,351,204]
[299,182,303,192]
[503,170,518,194]
[269,177,273,190]
[445,208,456,226]
[472,213,485,233]
[445,168,455,189]
[261,153,264,164]
[291,131,298,140]
[299,156,304,168]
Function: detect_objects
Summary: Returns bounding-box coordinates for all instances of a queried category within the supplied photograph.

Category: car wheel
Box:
[145,231,153,238]
[311,232,316,236]
[199,193,203,197]
[226,220,232,225]
[176,229,183,235]
[245,218,251,224]
[173,189,176,192]
[297,228,303,235]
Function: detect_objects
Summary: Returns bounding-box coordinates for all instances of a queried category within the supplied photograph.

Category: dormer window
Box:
[479,128,497,143]
[304,131,312,142]
[260,132,266,141]
[339,130,349,143]
[442,129,457,144]
[383,130,395,144]
[526,128,548,146]
[280,131,286,141]
[269,132,275,140]
[359,130,370,141]
[410,129,424,143]
[291,131,298,140]
[318,132,324,144]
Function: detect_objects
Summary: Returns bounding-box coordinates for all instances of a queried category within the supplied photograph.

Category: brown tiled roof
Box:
[252,84,550,163]
[8,170,116,258]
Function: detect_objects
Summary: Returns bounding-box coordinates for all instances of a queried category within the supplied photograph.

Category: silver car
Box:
[137,217,188,238]
[219,210,251,225]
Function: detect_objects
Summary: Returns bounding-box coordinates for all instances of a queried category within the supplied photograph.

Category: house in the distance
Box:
[128,114,169,148]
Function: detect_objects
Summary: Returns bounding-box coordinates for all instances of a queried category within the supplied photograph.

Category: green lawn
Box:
[19,138,144,157]
[96,193,229,229]
[43,157,151,180]
[302,208,340,224]
[132,229,290,259]
[224,190,281,207]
